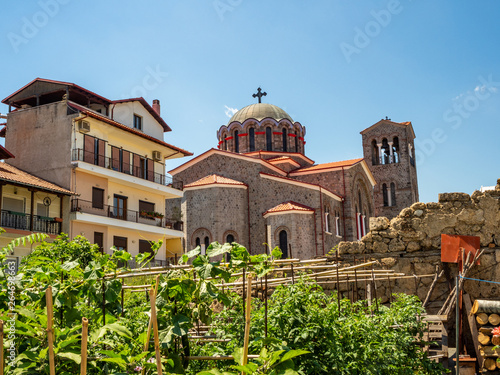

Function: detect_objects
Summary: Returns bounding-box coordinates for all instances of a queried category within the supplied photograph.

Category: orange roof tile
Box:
[263,201,314,216]
[291,158,364,174]
[0,162,73,194]
[184,174,246,188]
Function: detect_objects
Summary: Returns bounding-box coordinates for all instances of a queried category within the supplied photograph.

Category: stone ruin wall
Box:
[335,179,500,313]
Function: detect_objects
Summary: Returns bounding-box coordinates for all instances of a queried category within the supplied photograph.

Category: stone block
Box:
[426,202,443,210]
[400,207,413,218]
[457,208,484,225]
[381,257,397,267]
[389,238,406,252]
[406,241,421,252]
[410,202,426,211]
[338,241,351,254]
[369,216,390,231]
[414,209,424,217]
[438,192,471,203]
[373,240,389,253]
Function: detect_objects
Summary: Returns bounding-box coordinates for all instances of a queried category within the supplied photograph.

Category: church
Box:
[168,89,419,258]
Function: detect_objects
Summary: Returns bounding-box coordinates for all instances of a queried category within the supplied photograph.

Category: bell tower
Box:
[360,118,419,219]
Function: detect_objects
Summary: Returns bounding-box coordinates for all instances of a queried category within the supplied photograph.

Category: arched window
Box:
[279,230,288,258]
[234,131,239,153]
[226,234,234,244]
[392,137,399,163]
[249,128,255,152]
[390,182,396,206]
[371,139,379,165]
[224,137,227,151]
[381,138,390,164]
[295,131,299,152]
[382,184,388,207]
[324,206,330,233]
[266,127,272,151]
[282,128,287,152]
[195,237,201,248]
[204,236,210,249]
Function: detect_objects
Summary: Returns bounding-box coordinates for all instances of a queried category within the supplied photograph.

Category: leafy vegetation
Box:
[0,235,446,374]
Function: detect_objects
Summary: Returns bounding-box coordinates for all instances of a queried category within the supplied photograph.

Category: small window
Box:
[139,200,155,214]
[382,184,389,207]
[139,239,154,261]
[195,237,201,248]
[234,131,239,153]
[94,232,104,254]
[133,114,142,130]
[113,236,127,250]
[226,234,235,244]
[249,128,255,151]
[37,203,49,217]
[279,230,288,258]
[282,128,287,152]
[266,127,272,151]
[92,187,104,209]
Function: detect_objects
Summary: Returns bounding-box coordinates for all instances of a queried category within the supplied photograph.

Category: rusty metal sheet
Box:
[441,234,480,264]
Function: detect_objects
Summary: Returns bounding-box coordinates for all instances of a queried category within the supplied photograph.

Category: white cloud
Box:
[224,105,238,118]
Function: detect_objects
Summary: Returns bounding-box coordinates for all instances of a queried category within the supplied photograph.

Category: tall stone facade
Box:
[361,119,419,219]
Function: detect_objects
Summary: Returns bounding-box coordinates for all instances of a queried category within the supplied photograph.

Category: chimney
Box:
[152,99,160,116]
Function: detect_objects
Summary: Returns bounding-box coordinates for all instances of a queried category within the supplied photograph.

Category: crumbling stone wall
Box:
[337,179,500,312]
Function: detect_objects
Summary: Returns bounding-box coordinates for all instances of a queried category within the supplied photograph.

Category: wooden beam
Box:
[463,293,483,367]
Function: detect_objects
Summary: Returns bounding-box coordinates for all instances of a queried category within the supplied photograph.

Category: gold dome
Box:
[229,103,293,124]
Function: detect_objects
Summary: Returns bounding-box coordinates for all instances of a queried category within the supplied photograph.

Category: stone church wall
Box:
[336,180,500,312]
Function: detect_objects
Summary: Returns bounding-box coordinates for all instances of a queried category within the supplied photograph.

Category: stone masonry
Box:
[337,179,500,312]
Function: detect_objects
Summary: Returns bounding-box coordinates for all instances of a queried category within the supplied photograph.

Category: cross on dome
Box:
[252,87,267,103]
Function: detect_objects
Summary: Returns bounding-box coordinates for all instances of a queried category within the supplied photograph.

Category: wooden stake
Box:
[242,274,253,374]
[80,317,88,375]
[149,288,163,375]
[0,320,4,375]
[46,287,56,375]
[142,275,160,375]
[423,268,444,308]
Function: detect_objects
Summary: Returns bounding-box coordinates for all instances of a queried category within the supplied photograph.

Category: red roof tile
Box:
[290,158,364,174]
[184,174,246,188]
[0,162,73,194]
[263,201,314,216]
[68,102,192,157]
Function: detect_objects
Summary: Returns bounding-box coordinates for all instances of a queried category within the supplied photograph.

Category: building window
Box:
[372,140,379,165]
[324,206,330,233]
[202,236,210,255]
[37,202,49,217]
[282,128,287,152]
[113,236,127,250]
[279,230,288,258]
[382,184,388,207]
[266,127,272,151]
[226,234,235,244]
[335,212,341,237]
[139,200,155,216]
[381,138,390,164]
[234,130,239,153]
[94,232,104,254]
[133,114,142,130]
[295,131,299,152]
[195,237,201,248]
[390,182,397,206]
[139,239,154,261]
[392,137,400,163]
[113,194,127,220]
[249,128,255,151]
[92,187,104,209]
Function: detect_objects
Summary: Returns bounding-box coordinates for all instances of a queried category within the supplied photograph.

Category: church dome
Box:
[229,103,293,124]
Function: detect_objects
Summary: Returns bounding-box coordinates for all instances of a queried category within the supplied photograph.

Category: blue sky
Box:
[1,1,499,203]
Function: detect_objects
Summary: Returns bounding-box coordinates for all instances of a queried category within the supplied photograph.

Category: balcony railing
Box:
[72,149,183,190]
[71,199,183,231]
[1,210,61,235]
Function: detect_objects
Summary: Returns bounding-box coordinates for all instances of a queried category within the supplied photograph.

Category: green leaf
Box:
[61,260,80,272]
[57,352,81,364]
[271,246,283,259]
[104,322,133,339]
[172,314,190,336]
[105,279,122,303]
[185,246,201,259]
[207,242,232,258]
[280,349,310,363]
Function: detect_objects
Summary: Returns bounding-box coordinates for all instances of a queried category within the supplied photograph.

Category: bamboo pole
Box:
[46,287,56,375]
[0,320,4,375]
[149,287,163,375]
[242,274,253,374]
[142,275,160,375]
[80,317,88,375]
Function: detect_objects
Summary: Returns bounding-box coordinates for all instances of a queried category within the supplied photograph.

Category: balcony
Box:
[71,199,183,231]
[72,149,183,190]
[1,210,61,235]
